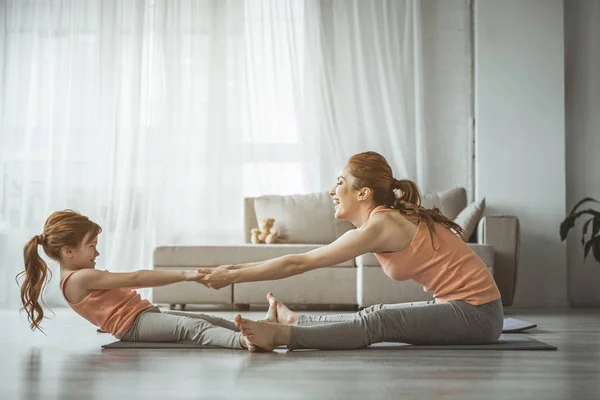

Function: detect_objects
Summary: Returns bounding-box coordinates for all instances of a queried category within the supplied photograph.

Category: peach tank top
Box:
[371,207,501,305]
[60,270,153,339]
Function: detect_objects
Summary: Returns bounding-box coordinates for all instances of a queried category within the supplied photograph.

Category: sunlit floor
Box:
[1,307,599,400]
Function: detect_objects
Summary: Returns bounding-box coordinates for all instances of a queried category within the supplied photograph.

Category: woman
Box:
[198,151,503,351]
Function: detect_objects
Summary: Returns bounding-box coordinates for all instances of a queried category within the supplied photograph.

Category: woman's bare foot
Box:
[266,292,298,325]
[259,297,278,323]
[234,314,291,352]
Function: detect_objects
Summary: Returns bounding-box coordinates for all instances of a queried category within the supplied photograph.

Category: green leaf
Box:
[583,235,600,261]
[573,209,600,219]
[593,217,600,237]
[568,197,600,216]
[582,218,593,245]
[560,215,577,241]
[593,239,600,264]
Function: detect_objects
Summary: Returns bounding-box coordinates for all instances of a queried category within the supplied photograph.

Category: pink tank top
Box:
[371,207,501,305]
[60,270,154,339]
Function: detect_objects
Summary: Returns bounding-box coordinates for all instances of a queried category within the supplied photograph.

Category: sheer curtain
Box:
[303,0,424,191]
[0,0,424,308]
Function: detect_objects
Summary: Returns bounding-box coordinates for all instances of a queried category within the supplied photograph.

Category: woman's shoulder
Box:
[369,207,417,228]
[367,209,421,253]
[363,208,394,230]
[369,205,394,217]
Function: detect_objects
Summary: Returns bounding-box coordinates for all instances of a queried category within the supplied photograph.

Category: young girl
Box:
[16,209,257,350]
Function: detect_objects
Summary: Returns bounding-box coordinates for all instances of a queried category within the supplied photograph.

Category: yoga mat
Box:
[369,335,556,350]
[102,334,556,351]
[502,318,537,333]
[98,317,539,335]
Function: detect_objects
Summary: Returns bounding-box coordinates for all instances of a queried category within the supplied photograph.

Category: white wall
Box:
[420,0,473,196]
[474,0,569,307]
[564,0,600,307]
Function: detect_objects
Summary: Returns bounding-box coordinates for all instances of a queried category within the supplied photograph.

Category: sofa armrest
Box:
[477,215,520,306]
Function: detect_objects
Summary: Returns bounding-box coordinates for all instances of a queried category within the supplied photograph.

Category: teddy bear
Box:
[251,218,280,244]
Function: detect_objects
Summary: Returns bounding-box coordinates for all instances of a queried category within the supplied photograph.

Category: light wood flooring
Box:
[1,307,599,400]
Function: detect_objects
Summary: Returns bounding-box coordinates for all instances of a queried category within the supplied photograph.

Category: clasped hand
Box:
[191,265,236,289]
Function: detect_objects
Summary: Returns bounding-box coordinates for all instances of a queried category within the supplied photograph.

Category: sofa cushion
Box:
[153,244,355,267]
[250,187,467,245]
[454,198,486,241]
[357,243,495,268]
[234,268,357,305]
[421,187,467,220]
[253,191,354,244]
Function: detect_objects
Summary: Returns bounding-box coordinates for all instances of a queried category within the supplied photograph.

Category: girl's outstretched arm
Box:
[71,269,203,291]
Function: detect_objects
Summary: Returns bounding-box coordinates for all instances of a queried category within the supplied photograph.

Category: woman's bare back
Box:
[366,208,420,254]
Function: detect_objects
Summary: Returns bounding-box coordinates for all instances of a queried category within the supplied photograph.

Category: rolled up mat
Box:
[502,318,537,333]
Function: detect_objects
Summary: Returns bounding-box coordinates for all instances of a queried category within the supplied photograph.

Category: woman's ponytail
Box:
[346,152,467,243]
[392,179,466,241]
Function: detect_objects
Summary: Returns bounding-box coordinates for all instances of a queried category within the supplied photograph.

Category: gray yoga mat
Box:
[502,318,537,333]
[101,334,556,351]
[98,317,539,335]
[368,335,556,350]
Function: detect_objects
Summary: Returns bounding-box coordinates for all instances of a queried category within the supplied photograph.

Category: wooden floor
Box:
[1,307,599,400]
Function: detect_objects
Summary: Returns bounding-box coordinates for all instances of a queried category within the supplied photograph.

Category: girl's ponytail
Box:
[17,235,51,332]
[16,209,102,332]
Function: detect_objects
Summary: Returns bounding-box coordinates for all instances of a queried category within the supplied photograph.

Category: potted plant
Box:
[560,197,600,264]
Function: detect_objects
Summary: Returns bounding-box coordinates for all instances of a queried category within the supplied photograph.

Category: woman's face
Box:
[329,167,360,220]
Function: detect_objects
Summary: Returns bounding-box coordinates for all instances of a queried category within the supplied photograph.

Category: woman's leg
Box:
[122,309,245,349]
[296,300,435,325]
[267,292,434,325]
[236,299,504,351]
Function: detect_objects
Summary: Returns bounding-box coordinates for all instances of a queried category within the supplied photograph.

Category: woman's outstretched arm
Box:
[198,223,383,289]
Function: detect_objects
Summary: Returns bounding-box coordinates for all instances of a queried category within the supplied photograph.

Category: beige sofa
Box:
[151,188,519,309]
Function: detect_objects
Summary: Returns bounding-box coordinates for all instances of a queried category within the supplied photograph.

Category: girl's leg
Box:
[162,301,278,331]
[237,299,503,351]
[162,310,238,331]
[122,309,244,349]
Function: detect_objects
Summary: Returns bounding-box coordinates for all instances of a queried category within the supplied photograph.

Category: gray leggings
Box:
[289,298,504,350]
[121,307,243,349]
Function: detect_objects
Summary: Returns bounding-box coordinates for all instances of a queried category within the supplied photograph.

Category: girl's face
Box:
[67,232,100,270]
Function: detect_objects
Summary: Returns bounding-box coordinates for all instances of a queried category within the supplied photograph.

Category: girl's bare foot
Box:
[266,292,298,325]
[239,333,257,352]
[234,314,291,352]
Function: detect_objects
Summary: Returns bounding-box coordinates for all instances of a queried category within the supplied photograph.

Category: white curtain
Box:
[0,0,424,308]
[303,0,423,190]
